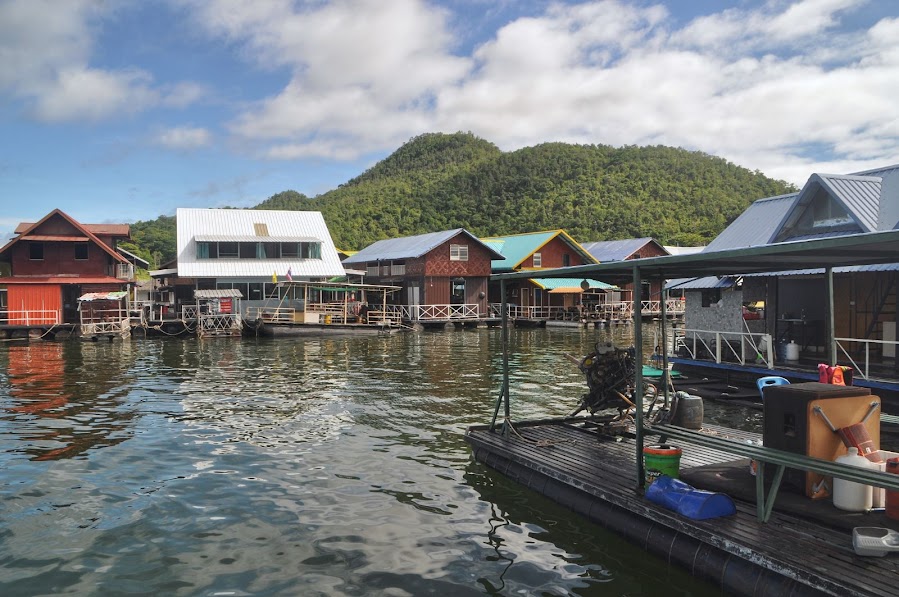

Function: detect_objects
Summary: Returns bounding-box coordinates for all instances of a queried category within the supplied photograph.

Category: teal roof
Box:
[484,231,582,272]
[530,278,617,291]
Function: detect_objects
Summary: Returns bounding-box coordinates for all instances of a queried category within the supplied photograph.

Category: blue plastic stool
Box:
[757,376,789,399]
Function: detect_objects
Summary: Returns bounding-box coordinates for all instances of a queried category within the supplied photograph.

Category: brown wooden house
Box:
[342,229,504,319]
[0,209,134,325]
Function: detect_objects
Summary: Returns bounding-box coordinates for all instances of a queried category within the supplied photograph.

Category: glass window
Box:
[532,252,542,267]
[29,242,43,260]
[240,242,256,259]
[219,242,238,258]
[74,242,89,260]
[562,254,570,267]
[281,242,299,258]
[197,242,210,259]
[450,244,468,261]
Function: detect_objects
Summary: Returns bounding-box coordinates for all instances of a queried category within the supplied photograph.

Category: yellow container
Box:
[324,315,332,324]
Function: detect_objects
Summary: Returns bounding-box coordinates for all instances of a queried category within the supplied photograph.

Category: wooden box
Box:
[763,382,879,499]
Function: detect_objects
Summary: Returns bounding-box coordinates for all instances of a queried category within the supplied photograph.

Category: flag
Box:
[287,267,293,282]
[272,271,277,283]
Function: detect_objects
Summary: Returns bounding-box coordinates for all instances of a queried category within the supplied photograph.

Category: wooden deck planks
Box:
[467,420,899,597]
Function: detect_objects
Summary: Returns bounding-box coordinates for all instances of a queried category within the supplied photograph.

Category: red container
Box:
[886,458,899,521]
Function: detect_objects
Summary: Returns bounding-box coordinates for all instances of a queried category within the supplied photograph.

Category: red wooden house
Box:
[0,209,134,325]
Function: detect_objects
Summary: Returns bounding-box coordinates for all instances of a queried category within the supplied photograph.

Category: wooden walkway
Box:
[466,420,899,597]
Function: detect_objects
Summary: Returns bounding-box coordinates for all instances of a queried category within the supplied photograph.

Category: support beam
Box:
[633,265,644,490]
[826,267,836,364]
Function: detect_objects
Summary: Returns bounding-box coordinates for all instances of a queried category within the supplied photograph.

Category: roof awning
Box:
[530,278,618,293]
[194,289,244,299]
[78,291,128,301]
[194,235,320,243]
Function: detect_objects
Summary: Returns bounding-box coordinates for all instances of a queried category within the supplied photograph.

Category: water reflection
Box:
[0,341,137,460]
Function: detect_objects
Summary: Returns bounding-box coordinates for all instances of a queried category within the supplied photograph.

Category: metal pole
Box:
[633,266,645,490]
[826,266,836,364]
[659,275,669,403]
[501,279,511,435]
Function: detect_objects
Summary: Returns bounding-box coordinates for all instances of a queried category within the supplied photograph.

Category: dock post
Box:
[826,266,836,365]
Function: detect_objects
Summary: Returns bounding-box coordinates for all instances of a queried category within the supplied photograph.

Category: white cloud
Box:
[154,126,212,149]
[0,0,203,122]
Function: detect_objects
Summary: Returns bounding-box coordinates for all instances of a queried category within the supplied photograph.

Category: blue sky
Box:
[2,0,898,240]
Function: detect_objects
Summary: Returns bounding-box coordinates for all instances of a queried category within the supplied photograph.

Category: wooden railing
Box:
[197,313,242,336]
[0,309,60,325]
[676,328,774,369]
[835,337,899,380]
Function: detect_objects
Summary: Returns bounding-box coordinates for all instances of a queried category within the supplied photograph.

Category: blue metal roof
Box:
[666,276,737,290]
[580,238,662,262]
[343,229,504,263]
[703,194,797,252]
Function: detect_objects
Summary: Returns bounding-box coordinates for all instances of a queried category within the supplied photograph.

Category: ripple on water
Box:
[0,331,721,596]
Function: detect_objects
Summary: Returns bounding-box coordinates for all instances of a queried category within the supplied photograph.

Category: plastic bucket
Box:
[644,444,682,486]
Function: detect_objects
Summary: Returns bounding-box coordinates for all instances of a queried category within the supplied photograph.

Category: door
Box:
[451,278,465,305]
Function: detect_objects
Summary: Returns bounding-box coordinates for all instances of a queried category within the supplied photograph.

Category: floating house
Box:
[670,164,899,394]
[480,230,612,326]
[580,237,685,320]
[147,208,346,330]
[0,209,135,338]
[468,229,899,596]
[342,228,504,326]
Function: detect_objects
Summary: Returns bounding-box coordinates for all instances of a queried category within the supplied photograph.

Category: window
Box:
[218,242,239,258]
[532,252,542,267]
[29,242,43,260]
[281,242,300,258]
[450,244,468,261]
[701,289,722,307]
[74,242,89,260]
[562,254,570,267]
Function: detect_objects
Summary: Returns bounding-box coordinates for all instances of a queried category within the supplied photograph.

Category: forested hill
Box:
[127,132,796,266]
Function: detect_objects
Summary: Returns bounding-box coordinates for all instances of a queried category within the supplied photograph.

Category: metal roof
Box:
[194,235,320,242]
[481,230,595,272]
[666,276,737,290]
[343,229,504,263]
[529,278,617,292]
[194,289,244,299]
[176,208,346,279]
[492,229,899,282]
[78,291,129,301]
[580,238,663,262]
[703,193,797,252]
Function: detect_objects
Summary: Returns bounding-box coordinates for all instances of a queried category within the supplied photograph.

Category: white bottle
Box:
[833,447,876,512]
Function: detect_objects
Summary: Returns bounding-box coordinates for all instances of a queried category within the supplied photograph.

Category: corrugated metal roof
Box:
[703,194,797,252]
[176,208,346,279]
[530,278,617,291]
[194,235,320,242]
[813,174,880,232]
[194,289,244,299]
[581,238,660,262]
[78,291,128,301]
[343,229,504,263]
[742,262,899,277]
[481,230,595,272]
[666,276,737,290]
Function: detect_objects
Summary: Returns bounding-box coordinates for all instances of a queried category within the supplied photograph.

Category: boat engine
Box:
[575,342,637,414]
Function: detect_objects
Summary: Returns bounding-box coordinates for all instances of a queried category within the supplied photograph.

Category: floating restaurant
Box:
[466,230,899,596]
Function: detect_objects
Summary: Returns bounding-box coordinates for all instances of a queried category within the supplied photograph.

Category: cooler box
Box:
[763,382,879,499]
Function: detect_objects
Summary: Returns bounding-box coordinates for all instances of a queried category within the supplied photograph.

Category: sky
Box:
[1,0,898,240]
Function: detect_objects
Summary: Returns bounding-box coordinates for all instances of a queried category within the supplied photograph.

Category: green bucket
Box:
[643,444,682,486]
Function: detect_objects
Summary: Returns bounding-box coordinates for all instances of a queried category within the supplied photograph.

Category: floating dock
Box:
[466,420,899,597]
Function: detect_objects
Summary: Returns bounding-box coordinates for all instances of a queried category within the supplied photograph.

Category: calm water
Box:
[0,326,749,596]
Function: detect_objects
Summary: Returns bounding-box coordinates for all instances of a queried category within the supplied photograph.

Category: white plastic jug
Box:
[833,447,876,511]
